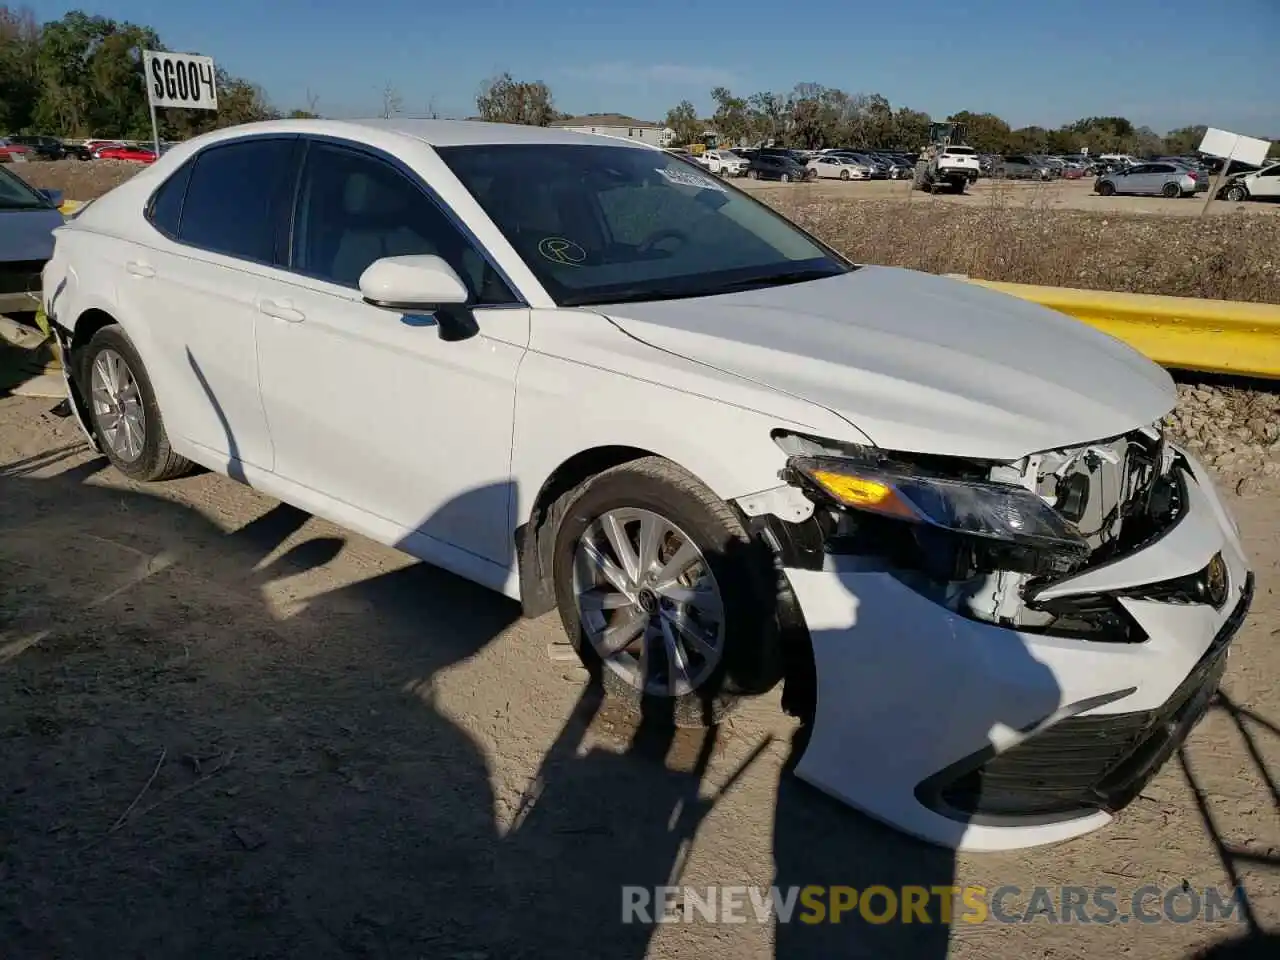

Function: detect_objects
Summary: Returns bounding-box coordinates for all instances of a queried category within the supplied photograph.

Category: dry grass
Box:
[761,187,1280,304]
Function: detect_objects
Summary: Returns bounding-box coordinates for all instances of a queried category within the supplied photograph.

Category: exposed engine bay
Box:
[741,426,1186,640]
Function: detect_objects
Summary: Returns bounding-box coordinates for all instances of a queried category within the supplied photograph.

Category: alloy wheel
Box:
[90,347,146,462]
[572,508,725,698]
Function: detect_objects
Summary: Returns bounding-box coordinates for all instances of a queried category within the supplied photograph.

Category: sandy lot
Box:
[736,175,1280,217]
[1,389,1277,959]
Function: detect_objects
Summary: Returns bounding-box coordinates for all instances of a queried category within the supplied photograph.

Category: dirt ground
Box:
[737,175,1280,217]
[1,389,1277,959]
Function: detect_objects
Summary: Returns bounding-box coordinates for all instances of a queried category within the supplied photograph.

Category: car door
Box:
[119,136,298,472]
[253,138,529,566]
[1113,164,1148,194]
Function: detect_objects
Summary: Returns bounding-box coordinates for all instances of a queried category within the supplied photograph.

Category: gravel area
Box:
[1167,379,1280,482]
[6,158,144,200]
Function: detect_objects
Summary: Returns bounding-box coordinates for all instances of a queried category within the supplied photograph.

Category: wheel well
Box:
[514,445,657,619]
[69,309,118,368]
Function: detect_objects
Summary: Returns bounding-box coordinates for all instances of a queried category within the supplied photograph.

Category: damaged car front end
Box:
[739,424,1251,851]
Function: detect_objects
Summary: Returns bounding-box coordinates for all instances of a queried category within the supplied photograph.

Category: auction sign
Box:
[143,51,218,111]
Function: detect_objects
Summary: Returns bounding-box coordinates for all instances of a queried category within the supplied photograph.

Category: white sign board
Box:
[144,51,218,111]
[1197,127,1270,167]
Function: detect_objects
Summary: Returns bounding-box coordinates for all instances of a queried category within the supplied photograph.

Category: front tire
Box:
[1098,181,1116,197]
[550,457,781,727]
[839,169,850,180]
[1224,184,1248,202]
[80,325,193,482]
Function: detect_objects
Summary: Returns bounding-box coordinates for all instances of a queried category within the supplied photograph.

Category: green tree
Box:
[709,86,749,146]
[0,5,40,132]
[1164,125,1208,155]
[475,72,556,126]
[664,99,703,146]
[892,107,932,150]
[947,111,1012,153]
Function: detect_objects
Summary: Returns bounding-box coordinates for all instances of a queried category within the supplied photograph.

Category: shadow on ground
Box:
[0,448,976,958]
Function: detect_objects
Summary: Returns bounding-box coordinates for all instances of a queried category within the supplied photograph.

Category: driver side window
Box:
[289,142,515,304]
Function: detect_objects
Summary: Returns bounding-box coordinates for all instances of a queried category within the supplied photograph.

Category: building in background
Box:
[549,114,674,147]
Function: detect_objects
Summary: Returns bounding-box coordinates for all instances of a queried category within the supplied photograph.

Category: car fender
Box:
[48,231,180,423]
[511,308,868,531]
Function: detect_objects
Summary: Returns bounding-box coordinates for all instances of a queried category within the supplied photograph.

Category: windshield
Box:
[0,164,52,210]
[438,143,851,307]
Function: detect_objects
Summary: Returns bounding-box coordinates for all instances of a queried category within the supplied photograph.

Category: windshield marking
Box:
[654,167,728,193]
[538,236,588,266]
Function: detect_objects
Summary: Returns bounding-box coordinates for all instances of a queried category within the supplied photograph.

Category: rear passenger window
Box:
[178,138,296,263]
[147,159,193,238]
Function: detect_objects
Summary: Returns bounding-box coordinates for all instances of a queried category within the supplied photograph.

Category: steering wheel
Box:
[635,228,689,255]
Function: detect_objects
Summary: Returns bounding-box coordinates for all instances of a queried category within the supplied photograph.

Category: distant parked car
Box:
[94,144,157,163]
[1219,161,1280,202]
[997,155,1053,180]
[745,153,815,182]
[1095,162,1206,198]
[0,138,32,163]
[7,135,66,160]
[0,163,64,315]
[697,149,746,177]
[807,155,870,180]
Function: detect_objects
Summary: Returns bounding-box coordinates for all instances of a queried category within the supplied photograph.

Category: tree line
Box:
[3,7,1275,161]
[0,6,314,141]
[473,75,1278,160]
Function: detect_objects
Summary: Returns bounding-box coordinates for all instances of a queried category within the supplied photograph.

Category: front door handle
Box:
[258,298,305,323]
[125,260,155,278]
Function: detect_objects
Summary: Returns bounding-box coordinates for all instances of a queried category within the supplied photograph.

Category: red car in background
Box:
[0,138,33,162]
[93,144,157,163]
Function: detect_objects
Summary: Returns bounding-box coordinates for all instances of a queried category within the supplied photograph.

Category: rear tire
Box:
[79,325,193,482]
[550,457,782,728]
[1162,182,1181,199]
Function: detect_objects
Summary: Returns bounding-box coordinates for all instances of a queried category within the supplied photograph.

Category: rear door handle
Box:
[258,298,305,323]
[125,260,155,278]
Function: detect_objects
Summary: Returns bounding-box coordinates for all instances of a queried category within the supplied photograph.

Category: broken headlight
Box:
[783,454,1089,576]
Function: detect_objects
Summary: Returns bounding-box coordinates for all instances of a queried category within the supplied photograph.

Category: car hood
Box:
[0,206,63,263]
[598,267,1176,461]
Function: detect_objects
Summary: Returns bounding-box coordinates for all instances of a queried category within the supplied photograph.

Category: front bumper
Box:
[785,449,1252,851]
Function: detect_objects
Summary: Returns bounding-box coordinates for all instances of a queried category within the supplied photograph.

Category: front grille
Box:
[925,573,1253,819]
[0,259,44,297]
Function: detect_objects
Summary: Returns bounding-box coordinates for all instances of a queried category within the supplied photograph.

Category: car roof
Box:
[170,117,655,151]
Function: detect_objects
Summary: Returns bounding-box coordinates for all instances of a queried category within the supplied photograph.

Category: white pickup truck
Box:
[696,149,747,177]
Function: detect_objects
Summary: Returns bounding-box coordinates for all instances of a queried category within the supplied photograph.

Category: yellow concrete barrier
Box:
[966,279,1280,380]
[58,199,83,215]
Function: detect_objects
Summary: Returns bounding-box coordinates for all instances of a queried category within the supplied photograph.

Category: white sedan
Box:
[42,119,1252,851]
[807,155,870,180]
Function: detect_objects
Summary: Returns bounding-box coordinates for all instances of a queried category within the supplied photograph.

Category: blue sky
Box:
[29,0,1280,135]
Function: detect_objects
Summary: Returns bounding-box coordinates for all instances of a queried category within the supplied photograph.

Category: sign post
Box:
[142,51,219,156]
[1196,127,1270,218]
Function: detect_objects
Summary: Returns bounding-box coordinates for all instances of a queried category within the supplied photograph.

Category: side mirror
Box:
[38,187,63,207]
[359,255,478,341]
